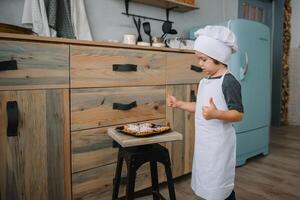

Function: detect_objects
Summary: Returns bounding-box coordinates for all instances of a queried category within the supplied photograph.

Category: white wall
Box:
[0,0,238,42]
[0,0,24,25]
[288,0,300,125]
[288,49,300,126]
[290,0,300,48]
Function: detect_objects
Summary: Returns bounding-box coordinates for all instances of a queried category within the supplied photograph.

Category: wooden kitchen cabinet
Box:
[72,159,166,200]
[70,45,166,88]
[0,33,203,200]
[71,86,166,131]
[166,52,204,85]
[166,84,198,177]
[0,89,71,200]
[0,40,69,91]
[71,120,168,200]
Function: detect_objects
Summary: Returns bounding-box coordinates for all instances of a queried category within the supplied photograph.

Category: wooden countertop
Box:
[107,128,183,147]
[0,33,195,53]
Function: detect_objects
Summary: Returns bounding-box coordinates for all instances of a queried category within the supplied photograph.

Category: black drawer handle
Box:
[190,65,203,73]
[113,101,137,110]
[7,101,18,137]
[191,90,197,102]
[0,60,18,71]
[112,64,137,72]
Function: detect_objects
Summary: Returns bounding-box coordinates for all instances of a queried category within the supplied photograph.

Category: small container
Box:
[123,34,137,45]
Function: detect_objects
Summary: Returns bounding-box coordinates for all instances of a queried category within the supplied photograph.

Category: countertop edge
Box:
[0,33,195,53]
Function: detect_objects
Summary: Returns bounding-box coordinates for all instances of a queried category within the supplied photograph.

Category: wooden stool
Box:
[112,143,176,200]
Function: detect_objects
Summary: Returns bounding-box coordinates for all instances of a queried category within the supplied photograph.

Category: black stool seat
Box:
[112,143,176,200]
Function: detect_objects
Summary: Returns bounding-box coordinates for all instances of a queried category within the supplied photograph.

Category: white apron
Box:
[191,71,236,200]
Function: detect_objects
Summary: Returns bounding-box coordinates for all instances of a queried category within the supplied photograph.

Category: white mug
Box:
[123,34,136,45]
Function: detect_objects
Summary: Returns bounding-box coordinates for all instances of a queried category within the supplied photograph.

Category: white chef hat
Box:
[194,25,238,65]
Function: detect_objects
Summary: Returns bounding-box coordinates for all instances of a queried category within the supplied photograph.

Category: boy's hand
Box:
[202,98,219,120]
[167,95,179,108]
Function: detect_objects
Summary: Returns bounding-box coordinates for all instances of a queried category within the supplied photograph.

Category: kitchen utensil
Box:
[162,28,178,41]
[133,17,142,42]
[161,20,172,39]
[169,29,178,35]
[143,22,152,46]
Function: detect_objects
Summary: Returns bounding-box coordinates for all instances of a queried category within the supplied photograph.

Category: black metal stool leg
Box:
[112,149,123,200]
[164,156,176,200]
[150,161,160,200]
[125,160,137,200]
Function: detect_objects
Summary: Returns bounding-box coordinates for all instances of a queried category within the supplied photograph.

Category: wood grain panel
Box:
[71,86,166,131]
[166,52,205,84]
[46,90,71,200]
[72,119,166,173]
[0,40,69,90]
[70,45,166,88]
[72,126,118,173]
[166,84,198,177]
[0,89,70,200]
[72,161,166,200]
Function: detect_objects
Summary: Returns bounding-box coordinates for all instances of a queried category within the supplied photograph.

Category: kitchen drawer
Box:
[72,126,117,173]
[71,119,166,173]
[72,159,166,200]
[166,52,205,84]
[70,45,166,88]
[71,86,165,131]
[0,40,69,90]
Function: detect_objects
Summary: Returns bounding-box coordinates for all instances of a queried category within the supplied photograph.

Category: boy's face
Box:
[195,51,224,76]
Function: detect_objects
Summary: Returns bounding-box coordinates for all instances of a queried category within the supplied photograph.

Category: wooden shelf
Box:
[130,0,198,12]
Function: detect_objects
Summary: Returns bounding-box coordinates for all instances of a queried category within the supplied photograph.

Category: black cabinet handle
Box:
[0,60,18,71]
[190,65,203,73]
[112,64,137,72]
[190,90,197,102]
[113,101,137,110]
[7,101,18,137]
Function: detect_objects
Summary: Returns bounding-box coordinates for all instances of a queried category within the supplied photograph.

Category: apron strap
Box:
[221,69,229,79]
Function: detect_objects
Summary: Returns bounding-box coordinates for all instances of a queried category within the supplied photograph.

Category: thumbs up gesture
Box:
[202,97,218,120]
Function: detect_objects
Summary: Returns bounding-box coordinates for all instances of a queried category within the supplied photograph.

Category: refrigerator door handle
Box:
[240,52,248,81]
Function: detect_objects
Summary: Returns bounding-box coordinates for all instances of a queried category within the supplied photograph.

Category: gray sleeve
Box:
[222,74,244,113]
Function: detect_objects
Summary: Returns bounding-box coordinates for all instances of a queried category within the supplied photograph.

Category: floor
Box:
[137,126,300,200]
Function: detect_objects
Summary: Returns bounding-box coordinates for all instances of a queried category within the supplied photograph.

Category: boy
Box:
[167,26,244,200]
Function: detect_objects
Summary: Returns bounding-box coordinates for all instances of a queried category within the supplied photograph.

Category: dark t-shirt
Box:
[208,73,244,113]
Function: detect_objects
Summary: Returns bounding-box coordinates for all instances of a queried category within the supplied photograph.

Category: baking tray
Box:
[115,123,171,137]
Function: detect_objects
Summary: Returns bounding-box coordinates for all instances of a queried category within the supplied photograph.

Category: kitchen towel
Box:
[46,0,75,38]
[71,0,93,40]
[22,0,56,36]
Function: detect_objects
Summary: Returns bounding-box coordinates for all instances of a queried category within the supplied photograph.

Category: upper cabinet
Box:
[128,0,198,12]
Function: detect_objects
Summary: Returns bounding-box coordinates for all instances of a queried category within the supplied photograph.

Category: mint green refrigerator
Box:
[190,19,271,166]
